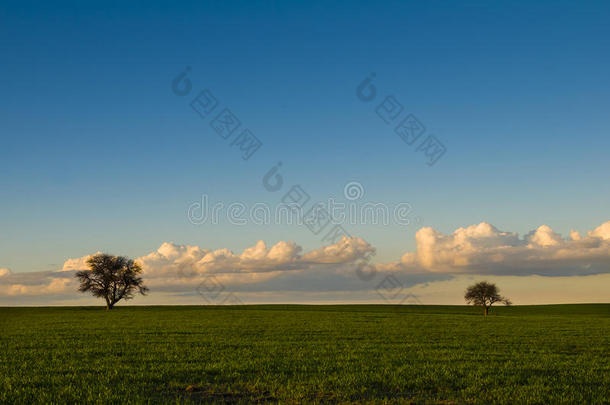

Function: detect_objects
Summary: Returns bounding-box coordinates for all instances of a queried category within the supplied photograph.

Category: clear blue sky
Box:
[2,0,609,273]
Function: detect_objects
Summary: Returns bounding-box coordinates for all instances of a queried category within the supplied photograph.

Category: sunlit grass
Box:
[1,304,608,404]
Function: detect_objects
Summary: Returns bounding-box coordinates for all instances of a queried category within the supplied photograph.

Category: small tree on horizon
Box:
[464,281,511,317]
[75,253,148,310]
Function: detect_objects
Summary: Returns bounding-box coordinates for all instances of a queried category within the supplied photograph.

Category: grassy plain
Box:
[1,304,608,404]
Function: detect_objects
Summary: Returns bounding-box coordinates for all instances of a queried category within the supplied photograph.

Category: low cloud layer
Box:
[139,237,374,278]
[394,221,610,276]
[1,220,609,304]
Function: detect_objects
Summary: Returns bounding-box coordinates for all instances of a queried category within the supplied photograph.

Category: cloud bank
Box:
[1,221,609,304]
[393,221,610,276]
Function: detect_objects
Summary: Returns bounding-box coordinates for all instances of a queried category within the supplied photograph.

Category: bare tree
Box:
[464,281,511,317]
[75,254,148,310]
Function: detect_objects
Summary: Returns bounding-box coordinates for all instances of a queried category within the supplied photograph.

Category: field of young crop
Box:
[1,304,608,404]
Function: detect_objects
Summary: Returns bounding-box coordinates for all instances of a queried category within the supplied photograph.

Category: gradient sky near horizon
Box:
[1,1,609,305]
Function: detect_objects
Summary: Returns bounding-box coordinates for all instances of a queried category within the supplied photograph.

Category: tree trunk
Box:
[484,306,489,317]
[105,297,112,310]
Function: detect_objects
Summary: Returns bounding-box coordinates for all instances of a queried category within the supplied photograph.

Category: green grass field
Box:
[1,304,608,404]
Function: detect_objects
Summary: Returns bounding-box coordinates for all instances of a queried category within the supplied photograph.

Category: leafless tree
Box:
[75,254,148,310]
[464,281,511,317]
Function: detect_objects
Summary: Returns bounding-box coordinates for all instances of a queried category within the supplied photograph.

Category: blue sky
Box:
[1,1,609,304]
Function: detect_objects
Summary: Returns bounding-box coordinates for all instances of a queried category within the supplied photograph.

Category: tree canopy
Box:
[464,281,511,316]
[75,254,148,310]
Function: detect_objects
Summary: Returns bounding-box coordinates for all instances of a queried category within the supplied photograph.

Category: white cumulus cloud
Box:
[393,220,610,276]
[138,237,371,279]
[61,251,102,271]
